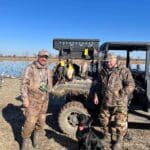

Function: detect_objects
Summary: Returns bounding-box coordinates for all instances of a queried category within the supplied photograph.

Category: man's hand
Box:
[23,99,29,108]
[93,94,99,105]
[119,89,126,97]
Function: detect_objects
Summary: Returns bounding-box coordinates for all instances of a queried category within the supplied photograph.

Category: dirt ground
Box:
[0,78,150,150]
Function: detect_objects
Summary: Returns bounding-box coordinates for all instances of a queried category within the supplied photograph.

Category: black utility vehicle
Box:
[52,39,150,137]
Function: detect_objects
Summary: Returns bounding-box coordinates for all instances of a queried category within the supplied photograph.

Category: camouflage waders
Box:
[99,105,128,141]
[95,60,135,149]
[21,60,52,149]
[22,95,49,138]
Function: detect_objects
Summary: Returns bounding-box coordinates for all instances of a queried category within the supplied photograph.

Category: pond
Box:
[0,61,56,78]
[0,61,145,78]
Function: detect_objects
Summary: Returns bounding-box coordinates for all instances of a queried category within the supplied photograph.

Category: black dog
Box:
[76,114,104,150]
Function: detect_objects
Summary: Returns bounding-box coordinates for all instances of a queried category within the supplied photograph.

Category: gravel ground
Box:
[0,78,150,150]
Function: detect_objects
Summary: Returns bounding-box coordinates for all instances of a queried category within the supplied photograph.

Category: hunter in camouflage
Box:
[21,50,52,150]
[94,53,135,150]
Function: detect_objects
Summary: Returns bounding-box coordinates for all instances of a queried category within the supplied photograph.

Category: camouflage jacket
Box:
[96,62,135,107]
[21,61,52,103]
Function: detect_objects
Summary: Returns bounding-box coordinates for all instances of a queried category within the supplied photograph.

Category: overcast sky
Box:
[0,0,150,56]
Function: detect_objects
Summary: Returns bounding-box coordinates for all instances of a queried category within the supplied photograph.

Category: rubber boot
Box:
[21,138,30,150]
[112,136,123,150]
[33,130,40,148]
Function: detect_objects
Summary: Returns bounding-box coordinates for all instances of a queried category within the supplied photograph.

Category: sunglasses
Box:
[38,55,49,59]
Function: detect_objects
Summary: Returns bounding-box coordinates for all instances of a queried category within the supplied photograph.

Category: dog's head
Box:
[77,114,92,131]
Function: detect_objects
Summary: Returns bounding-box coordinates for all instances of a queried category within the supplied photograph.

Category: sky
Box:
[0,0,150,56]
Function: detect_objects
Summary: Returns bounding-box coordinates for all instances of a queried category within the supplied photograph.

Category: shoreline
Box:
[0,56,146,64]
[0,57,59,63]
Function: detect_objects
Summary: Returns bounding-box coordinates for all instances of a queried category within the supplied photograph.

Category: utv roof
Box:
[53,38,100,51]
[53,38,100,59]
[100,42,150,51]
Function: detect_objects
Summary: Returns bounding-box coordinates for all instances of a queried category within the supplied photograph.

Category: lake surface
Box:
[0,61,56,78]
[0,61,145,78]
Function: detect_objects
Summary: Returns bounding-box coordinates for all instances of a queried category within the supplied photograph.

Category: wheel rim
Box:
[67,112,79,127]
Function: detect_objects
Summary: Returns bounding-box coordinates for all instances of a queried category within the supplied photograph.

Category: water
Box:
[0,61,56,78]
[0,61,145,78]
[130,64,145,71]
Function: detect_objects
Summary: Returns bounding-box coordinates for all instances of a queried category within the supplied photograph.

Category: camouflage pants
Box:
[99,105,128,139]
[22,100,48,138]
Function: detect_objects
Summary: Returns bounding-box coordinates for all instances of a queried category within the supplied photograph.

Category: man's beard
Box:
[39,61,47,66]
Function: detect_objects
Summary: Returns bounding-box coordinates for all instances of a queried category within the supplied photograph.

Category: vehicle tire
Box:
[58,101,89,138]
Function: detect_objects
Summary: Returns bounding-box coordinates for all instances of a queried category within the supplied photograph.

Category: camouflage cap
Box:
[104,53,117,61]
[38,50,49,56]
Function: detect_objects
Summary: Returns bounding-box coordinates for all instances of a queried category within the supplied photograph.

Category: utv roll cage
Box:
[100,42,150,67]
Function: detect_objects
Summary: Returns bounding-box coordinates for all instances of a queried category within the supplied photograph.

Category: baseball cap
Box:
[104,53,117,61]
[38,50,49,57]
